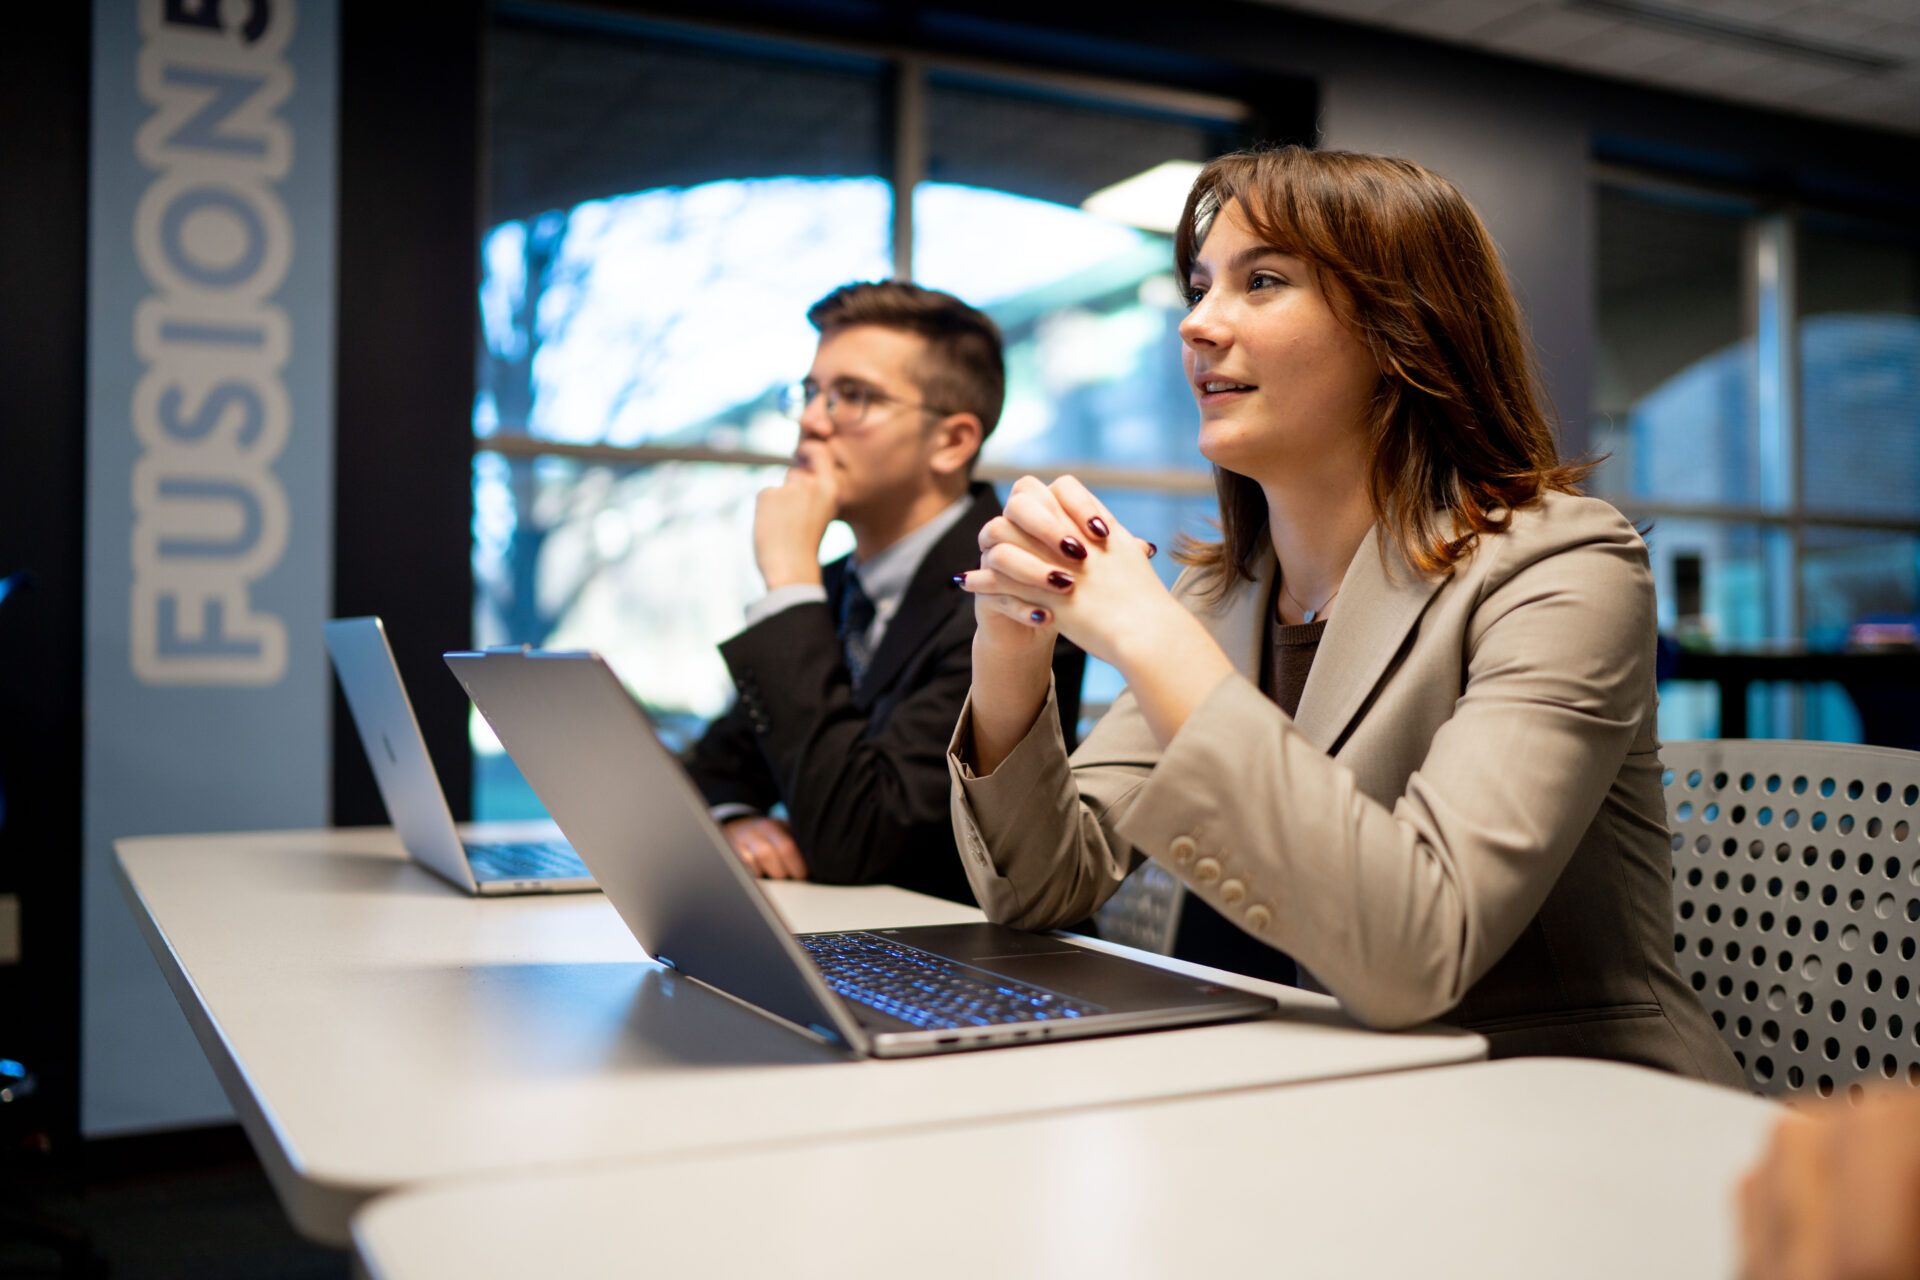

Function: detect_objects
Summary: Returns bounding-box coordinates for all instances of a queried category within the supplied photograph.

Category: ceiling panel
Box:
[1262,0,1920,134]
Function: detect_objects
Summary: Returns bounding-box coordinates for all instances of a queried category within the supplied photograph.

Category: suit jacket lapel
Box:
[1291,524,1446,752]
[853,483,996,700]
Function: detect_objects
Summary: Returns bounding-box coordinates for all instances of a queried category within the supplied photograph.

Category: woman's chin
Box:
[1197,431,1264,479]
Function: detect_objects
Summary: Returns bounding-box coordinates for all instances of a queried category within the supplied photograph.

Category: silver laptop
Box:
[325,617,595,895]
[444,647,1276,1058]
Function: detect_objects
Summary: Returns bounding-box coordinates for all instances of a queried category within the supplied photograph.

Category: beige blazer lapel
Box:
[1183,527,1445,753]
[1291,526,1446,753]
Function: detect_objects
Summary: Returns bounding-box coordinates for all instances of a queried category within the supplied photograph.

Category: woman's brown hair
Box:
[1171,146,1592,596]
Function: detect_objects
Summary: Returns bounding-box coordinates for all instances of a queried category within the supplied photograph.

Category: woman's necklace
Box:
[1280,576,1340,624]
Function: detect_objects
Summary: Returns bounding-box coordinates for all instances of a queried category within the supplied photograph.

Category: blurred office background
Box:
[461,5,1920,823]
[4,0,1919,1273]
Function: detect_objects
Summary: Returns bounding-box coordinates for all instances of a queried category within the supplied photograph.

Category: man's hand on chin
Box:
[754,440,840,589]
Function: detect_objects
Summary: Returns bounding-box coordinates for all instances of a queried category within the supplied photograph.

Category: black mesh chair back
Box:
[1664,739,1920,1099]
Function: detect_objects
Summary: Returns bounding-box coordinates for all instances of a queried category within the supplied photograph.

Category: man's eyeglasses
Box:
[777,379,958,430]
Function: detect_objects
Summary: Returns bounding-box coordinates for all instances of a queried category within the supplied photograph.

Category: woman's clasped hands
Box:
[958,473,1165,669]
[957,474,1234,769]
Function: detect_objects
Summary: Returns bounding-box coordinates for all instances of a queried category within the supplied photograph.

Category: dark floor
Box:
[1,1126,348,1280]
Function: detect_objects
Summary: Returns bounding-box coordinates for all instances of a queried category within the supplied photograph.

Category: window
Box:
[1594,174,1920,743]
[1799,220,1920,526]
[473,13,1264,817]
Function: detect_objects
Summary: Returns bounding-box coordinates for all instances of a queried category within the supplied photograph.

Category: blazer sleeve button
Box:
[1245,903,1272,933]
[1220,878,1246,905]
[1167,835,1198,866]
[1192,856,1221,886]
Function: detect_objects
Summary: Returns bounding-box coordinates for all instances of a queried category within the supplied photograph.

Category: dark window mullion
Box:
[887,57,926,282]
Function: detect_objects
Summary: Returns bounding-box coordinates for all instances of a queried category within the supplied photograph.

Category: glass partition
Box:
[1799,221,1920,521]
[1592,185,1757,507]
[1600,179,1920,748]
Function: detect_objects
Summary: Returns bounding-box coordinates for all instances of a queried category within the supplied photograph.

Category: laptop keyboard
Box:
[797,931,1106,1031]
[464,840,591,882]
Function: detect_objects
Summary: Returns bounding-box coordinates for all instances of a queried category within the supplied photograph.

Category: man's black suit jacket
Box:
[683,482,1084,905]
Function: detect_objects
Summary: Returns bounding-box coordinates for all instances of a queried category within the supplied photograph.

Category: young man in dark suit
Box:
[682,281,1083,904]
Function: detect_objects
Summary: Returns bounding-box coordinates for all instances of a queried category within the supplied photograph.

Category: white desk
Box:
[115,828,1485,1246]
[353,1057,1779,1280]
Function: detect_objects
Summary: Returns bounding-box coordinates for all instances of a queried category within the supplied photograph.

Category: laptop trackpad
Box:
[866,923,1083,962]
[867,923,1210,1007]
[972,949,1104,986]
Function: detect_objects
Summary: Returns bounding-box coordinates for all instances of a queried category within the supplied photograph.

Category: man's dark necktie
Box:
[837,571,877,686]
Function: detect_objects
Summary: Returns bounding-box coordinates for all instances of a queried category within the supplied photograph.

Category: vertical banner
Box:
[85,0,336,1135]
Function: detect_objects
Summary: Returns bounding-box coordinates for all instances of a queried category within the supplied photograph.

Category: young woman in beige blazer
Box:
[951,146,1742,1085]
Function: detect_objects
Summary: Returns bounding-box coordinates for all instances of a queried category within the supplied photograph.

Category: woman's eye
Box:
[1182,283,1207,308]
[1249,271,1285,291]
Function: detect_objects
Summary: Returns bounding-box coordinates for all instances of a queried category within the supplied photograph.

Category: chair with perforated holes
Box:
[1664,739,1920,1099]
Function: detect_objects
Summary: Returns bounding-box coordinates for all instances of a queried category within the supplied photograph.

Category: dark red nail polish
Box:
[1029,608,1049,625]
[950,572,967,587]
[1060,537,1087,560]
[1087,517,1110,539]
[1145,542,1159,559]
[1046,571,1074,590]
